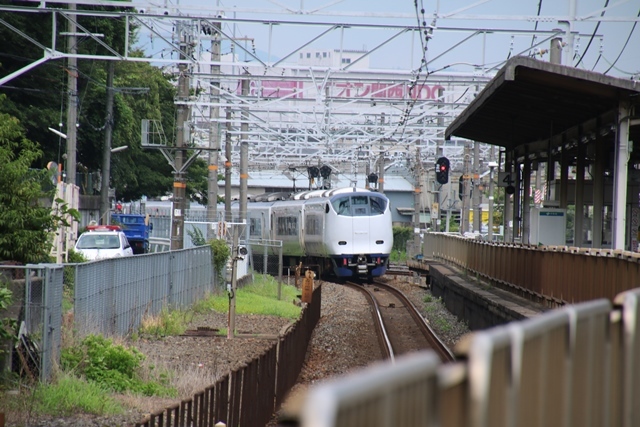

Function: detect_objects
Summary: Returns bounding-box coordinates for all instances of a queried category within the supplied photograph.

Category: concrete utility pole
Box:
[413,148,424,254]
[65,4,78,185]
[473,140,481,233]
[378,113,385,193]
[171,25,190,250]
[461,142,471,234]
[239,77,249,223]
[207,24,221,240]
[225,108,233,223]
[99,62,115,225]
[227,224,239,339]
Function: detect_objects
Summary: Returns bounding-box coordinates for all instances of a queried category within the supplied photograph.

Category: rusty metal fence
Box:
[419,232,640,305]
[135,285,322,427]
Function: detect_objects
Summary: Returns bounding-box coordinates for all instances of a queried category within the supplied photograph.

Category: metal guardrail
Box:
[421,233,640,304]
[300,289,640,427]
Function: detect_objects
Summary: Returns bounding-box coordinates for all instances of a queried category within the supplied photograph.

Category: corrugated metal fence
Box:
[135,285,322,427]
[73,246,213,337]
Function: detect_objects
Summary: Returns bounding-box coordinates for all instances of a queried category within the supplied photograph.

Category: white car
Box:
[74,225,134,261]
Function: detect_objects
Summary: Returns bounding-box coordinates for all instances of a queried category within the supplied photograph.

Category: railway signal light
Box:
[435,157,450,184]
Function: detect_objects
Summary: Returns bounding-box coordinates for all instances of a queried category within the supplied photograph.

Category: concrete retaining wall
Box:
[429,263,548,330]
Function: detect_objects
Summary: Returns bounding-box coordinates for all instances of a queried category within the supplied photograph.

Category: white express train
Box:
[241,187,394,279]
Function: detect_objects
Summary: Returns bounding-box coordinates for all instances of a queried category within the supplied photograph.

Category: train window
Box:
[249,218,262,236]
[305,215,322,235]
[352,196,369,216]
[331,195,387,216]
[370,196,387,214]
[277,216,298,236]
[332,197,351,216]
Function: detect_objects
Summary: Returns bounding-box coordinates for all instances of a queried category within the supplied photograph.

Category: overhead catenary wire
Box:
[603,7,639,75]
[575,0,608,69]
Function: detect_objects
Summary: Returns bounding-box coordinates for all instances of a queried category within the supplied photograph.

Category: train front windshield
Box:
[331,195,387,216]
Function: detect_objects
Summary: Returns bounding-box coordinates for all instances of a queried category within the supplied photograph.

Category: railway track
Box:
[344,280,455,363]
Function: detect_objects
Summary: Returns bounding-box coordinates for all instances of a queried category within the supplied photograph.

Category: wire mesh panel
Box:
[2,265,64,383]
[40,265,63,382]
[248,239,283,282]
[74,246,212,337]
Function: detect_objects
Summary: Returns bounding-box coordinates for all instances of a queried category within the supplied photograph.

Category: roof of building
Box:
[445,56,640,158]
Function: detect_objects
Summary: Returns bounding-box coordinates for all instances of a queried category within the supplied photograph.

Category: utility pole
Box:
[378,113,385,193]
[65,4,78,185]
[207,24,221,240]
[227,224,239,339]
[413,148,424,255]
[224,108,233,223]
[473,140,481,233]
[461,142,471,234]
[99,62,115,225]
[171,24,190,250]
[239,76,249,223]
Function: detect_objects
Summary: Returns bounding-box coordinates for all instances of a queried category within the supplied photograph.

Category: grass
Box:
[0,373,124,420]
[33,372,124,416]
[138,307,193,337]
[194,274,301,320]
[136,274,301,339]
[390,249,407,263]
[0,273,300,423]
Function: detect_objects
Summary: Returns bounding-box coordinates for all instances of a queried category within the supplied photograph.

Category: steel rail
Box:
[372,279,455,363]
[343,281,394,363]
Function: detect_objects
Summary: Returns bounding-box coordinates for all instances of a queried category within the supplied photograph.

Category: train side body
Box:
[226,188,392,278]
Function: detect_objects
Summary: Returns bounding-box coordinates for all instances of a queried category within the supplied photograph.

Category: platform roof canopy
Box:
[445,56,640,162]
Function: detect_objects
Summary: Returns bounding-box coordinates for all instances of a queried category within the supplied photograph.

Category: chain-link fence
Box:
[0,264,63,383]
[73,246,213,337]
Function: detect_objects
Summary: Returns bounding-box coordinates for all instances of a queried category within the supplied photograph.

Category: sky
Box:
[136,0,640,79]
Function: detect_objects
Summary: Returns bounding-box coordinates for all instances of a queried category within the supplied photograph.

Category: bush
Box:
[0,285,16,370]
[392,226,412,252]
[209,238,230,282]
[61,334,174,397]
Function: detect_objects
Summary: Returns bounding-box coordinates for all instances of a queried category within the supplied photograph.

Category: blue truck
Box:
[110,213,152,255]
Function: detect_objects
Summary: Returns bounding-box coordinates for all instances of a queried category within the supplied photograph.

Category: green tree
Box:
[0,5,185,202]
[78,57,177,201]
[0,105,78,263]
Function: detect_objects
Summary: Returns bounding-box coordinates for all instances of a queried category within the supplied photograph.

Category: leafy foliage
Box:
[61,334,175,397]
[0,107,79,263]
[187,225,207,246]
[392,225,413,252]
[209,238,231,282]
[0,285,16,363]
[0,9,186,202]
